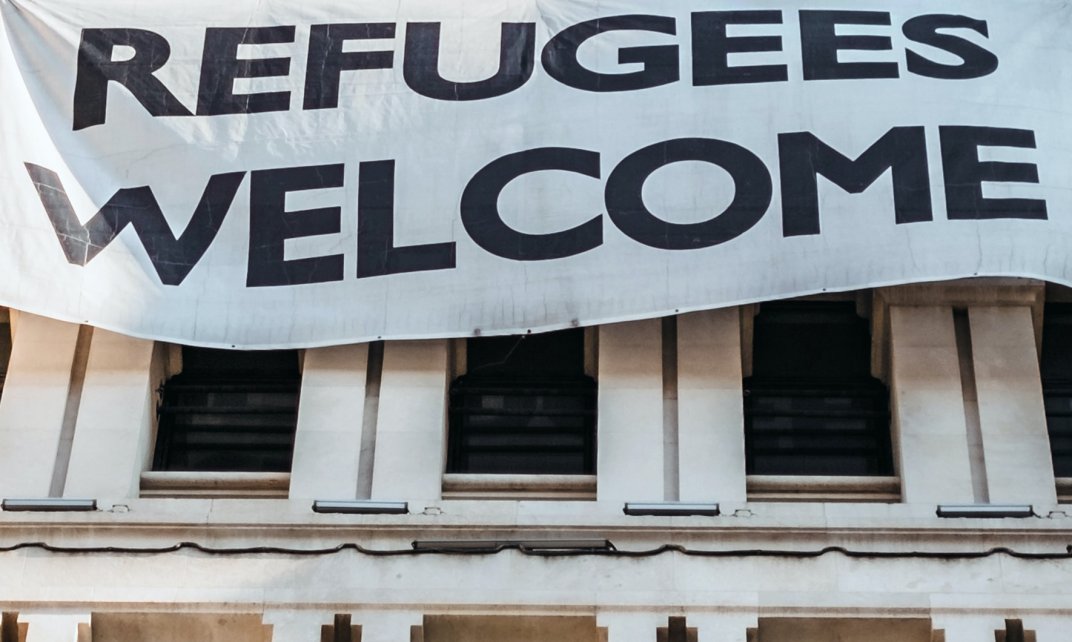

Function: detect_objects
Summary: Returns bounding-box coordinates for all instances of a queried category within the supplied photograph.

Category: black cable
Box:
[0,541,1069,559]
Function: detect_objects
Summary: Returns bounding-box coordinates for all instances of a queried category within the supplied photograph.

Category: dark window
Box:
[744,301,893,476]
[1041,303,1072,477]
[447,329,596,475]
[152,347,300,472]
[0,321,10,396]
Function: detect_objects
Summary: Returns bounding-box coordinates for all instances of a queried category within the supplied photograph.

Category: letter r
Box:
[73,28,192,130]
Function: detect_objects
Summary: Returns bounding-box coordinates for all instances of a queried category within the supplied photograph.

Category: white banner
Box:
[1,0,1070,347]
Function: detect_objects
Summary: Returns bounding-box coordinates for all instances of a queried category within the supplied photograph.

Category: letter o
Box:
[605,138,771,249]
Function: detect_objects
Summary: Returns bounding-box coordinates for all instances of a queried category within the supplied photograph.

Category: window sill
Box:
[140,471,290,499]
[442,474,596,500]
[1057,478,1072,503]
[746,475,900,502]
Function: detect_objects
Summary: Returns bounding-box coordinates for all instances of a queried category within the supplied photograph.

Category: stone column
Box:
[690,613,756,642]
[290,344,369,500]
[262,610,334,642]
[887,305,975,503]
[62,329,158,500]
[371,340,449,505]
[969,306,1056,504]
[931,616,1007,642]
[597,319,664,502]
[362,612,426,642]
[19,613,91,642]
[0,314,81,496]
[677,309,746,503]
[597,613,666,642]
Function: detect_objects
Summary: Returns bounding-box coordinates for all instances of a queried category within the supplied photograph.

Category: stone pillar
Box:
[371,340,449,504]
[290,344,369,500]
[63,330,158,500]
[969,306,1057,504]
[677,309,746,503]
[690,614,756,642]
[597,613,666,642]
[887,305,975,503]
[876,279,1049,505]
[262,610,333,642]
[932,616,1006,642]
[20,613,90,642]
[0,314,81,496]
[1028,616,1069,642]
[597,319,664,502]
[362,612,425,642]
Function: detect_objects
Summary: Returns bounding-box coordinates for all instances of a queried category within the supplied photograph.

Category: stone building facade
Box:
[0,278,1070,641]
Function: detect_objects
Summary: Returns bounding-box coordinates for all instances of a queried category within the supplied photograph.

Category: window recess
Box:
[144,346,300,497]
[0,311,10,399]
[1039,302,1072,500]
[744,300,896,500]
[444,329,596,498]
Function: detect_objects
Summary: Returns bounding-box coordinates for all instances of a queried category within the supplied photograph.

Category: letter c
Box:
[461,148,602,260]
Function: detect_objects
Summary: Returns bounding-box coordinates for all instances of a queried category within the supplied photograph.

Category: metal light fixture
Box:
[1,498,97,512]
[936,504,1034,518]
[312,500,408,515]
[411,539,613,552]
[624,502,720,517]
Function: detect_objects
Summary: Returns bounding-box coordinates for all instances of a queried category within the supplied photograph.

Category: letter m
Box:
[25,163,244,285]
[778,126,932,236]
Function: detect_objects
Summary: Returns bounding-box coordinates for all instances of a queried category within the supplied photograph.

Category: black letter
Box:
[357,160,456,278]
[73,28,192,130]
[605,138,771,249]
[198,26,295,115]
[248,164,345,287]
[903,15,998,80]
[692,11,788,86]
[404,22,534,100]
[940,127,1047,220]
[304,23,395,110]
[778,127,932,236]
[543,15,679,92]
[461,148,602,260]
[24,163,242,285]
[800,11,899,80]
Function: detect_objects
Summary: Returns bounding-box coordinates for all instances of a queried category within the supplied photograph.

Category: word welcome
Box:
[28,125,1043,287]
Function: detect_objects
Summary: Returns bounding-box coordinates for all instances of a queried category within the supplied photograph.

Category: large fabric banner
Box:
[0,0,1069,347]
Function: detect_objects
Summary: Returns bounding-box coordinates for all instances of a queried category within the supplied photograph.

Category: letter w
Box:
[25,163,244,285]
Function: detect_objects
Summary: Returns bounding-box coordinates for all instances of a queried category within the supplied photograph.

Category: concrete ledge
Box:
[442,474,596,500]
[140,472,290,498]
[1056,478,1072,504]
[2,496,1068,538]
[747,475,901,503]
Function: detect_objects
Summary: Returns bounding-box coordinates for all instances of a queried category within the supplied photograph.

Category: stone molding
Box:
[872,278,1046,382]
